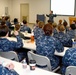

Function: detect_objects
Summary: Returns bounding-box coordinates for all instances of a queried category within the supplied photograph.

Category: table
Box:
[20,32,32,38]
[23,40,69,57]
[0,56,61,75]
[6,37,69,57]
[23,40,36,50]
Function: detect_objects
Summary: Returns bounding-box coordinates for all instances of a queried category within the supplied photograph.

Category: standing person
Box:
[46,10,57,23]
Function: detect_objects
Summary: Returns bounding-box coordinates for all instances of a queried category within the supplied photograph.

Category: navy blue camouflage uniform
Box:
[36,35,64,70]
[62,48,76,75]
[33,26,44,39]
[0,35,23,61]
[53,32,73,47]
[0,64,19,75]
[67,29,75,39]
[20,25,31,33]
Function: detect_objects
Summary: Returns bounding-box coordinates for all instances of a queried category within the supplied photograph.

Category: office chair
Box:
[28,51,60,72]
[0,51,19,62]
[65,66,76,75]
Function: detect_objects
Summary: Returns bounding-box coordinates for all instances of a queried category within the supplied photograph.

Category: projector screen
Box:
[51,0,75,16]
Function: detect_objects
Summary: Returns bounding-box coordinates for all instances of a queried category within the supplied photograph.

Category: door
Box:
[20,4,29,22]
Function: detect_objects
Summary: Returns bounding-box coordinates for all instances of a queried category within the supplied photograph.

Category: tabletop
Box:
[6,37,69,57]
[0,56,61,75]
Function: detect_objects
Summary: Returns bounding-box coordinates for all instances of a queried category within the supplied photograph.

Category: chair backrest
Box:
[0,51,19,62]
[28,51,51,71]
[65,66,76,75]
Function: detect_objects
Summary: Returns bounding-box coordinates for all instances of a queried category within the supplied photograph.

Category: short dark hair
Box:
[0,25,9,37]
[14,18,18,24]
[36,20,40,23]
[1,21,6,25]
[23,20,27,24]
[70,24,76,30]
[43,24,53,36]
[5,16,9,21]
[47,20,52,24]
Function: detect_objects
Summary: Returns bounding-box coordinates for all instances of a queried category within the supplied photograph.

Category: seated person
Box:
[5,16,11,27]
[52,22,58,36]
[47,20,52,25]
[61,48,76,75]
[33,21,44,39]
[20,20,31,33]
[13,18,19,25]
[67,24,76,39]
[63,20,69,33]
[0,25,23,61]
[0,62,19,75]
[36,24,64,70]
[12,24,26,39]
[53,24,73,47]
[33,19,40,29]
[58,19,62,25]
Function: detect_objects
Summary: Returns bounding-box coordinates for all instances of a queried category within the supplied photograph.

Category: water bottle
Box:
[22,58,27,69]
[72,41,76,48]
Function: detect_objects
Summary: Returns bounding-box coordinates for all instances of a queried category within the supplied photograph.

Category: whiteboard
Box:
[51,0,75,16]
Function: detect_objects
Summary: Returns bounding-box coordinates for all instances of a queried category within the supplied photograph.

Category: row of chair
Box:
[0,51,75,75]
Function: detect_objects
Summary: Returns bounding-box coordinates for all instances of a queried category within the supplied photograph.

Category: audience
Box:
[5,16,11,27]
[47,20,52,25]
[61,48,76,75]
[58,19,62,25]
[0,16,75,74]
[12,24,25,39]
[67,24,76,39]
[13,18,19,25]
[36,24,64,70]
[33,21,44,39]
[0,25,23,61]
[52,22,58,37]
[0,63,19,75]
[63,20,69,33]
[33,19,40,29]
[53,24,73,47]
[20,20,31,33]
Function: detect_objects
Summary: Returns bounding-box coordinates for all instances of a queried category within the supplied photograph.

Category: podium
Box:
[37,14,45,23]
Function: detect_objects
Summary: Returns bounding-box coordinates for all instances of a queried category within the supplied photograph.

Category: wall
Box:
[8,0,30,22]
[8,0,76,25]
[9,0,50,23]
[0,0,9,17]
